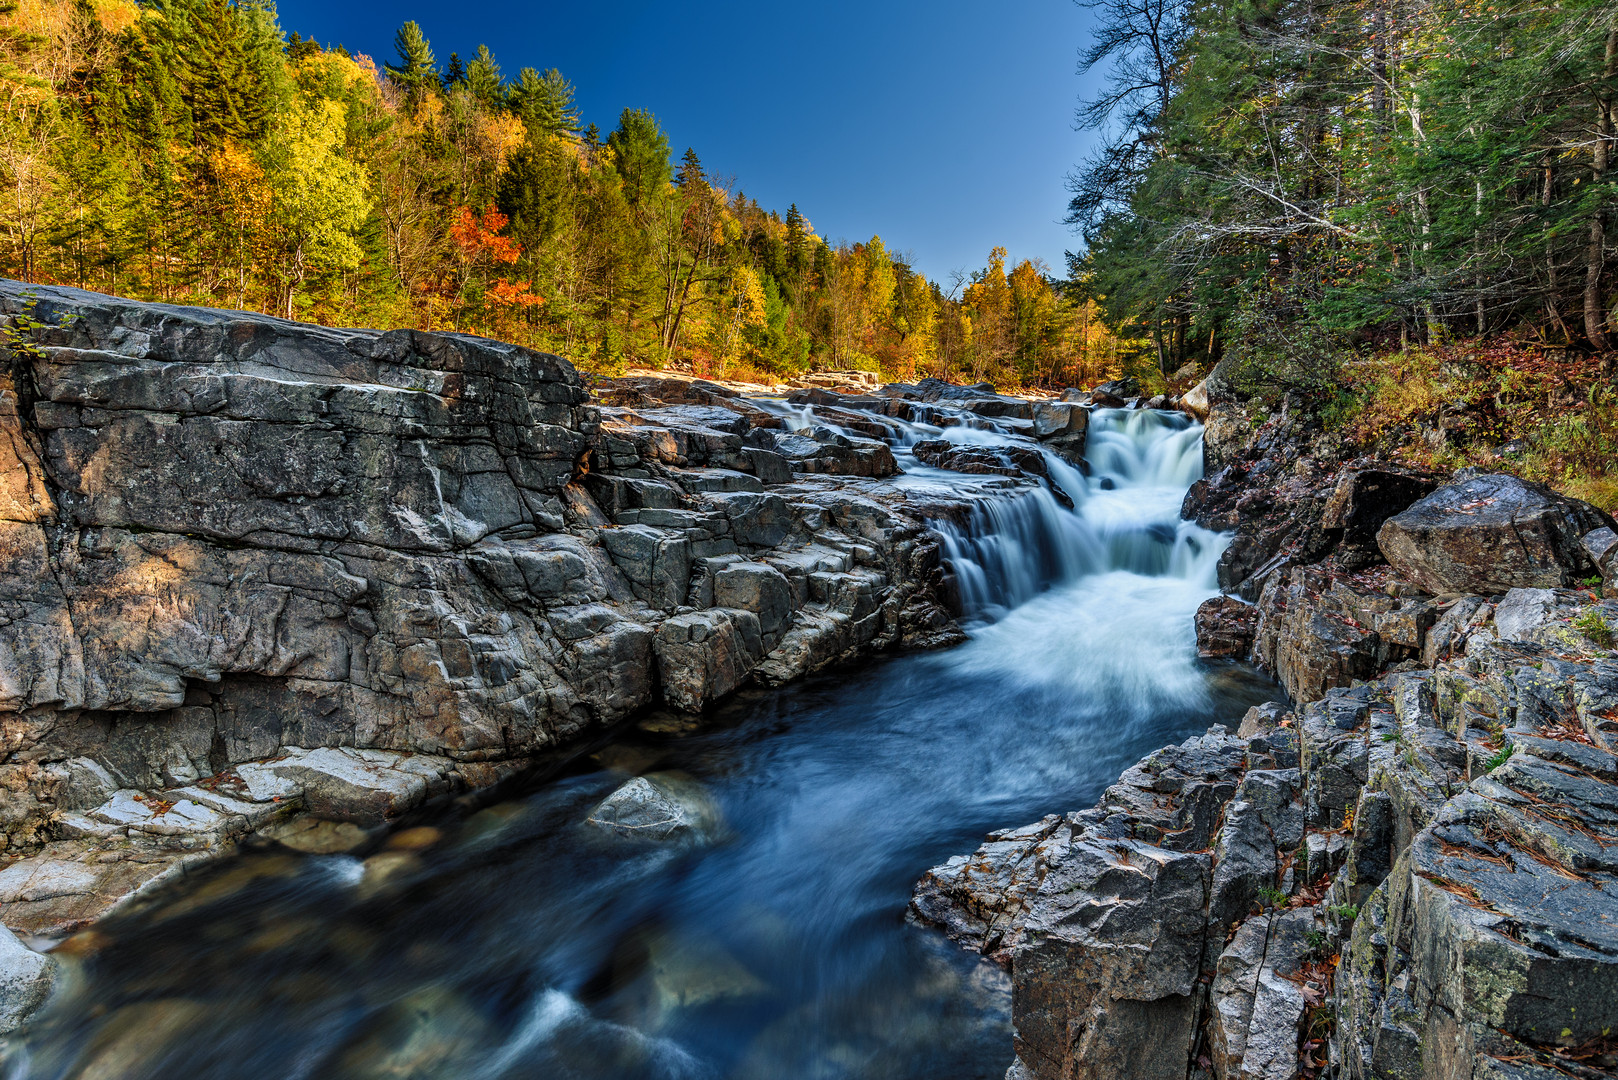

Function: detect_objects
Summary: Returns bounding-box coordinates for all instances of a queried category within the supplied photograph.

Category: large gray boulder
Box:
[1376,473,1613,594]
[0,924,54,1034]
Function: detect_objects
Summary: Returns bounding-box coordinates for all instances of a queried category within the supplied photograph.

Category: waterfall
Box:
[751,395,1225,624]
[936,409,1220,619]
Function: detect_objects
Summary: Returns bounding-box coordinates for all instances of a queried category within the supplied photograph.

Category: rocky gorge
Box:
[0,282,1614,1080]
[912,374,1618,1079]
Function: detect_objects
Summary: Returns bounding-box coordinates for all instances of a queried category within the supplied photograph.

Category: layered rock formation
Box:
[916,588,1618,1080]
[917,385,1618,1080]
[0,283,992,944]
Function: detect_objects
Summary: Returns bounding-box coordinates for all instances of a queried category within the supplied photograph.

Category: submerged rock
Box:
[584,774,717,844]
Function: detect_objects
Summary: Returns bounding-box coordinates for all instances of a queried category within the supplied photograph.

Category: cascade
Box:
[753,396,1226,621]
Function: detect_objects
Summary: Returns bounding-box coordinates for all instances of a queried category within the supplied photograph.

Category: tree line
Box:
[1070,0,1618,381]
[0,0,1128,387]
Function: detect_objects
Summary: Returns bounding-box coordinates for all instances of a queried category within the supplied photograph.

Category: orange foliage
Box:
[450,204,521,265]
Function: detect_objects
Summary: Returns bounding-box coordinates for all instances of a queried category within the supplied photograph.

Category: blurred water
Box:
[5,405,1276,1080]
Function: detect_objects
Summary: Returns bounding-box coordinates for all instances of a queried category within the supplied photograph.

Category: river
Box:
[5,406,1278,1080]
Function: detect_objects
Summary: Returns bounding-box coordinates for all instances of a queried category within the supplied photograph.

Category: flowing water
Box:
[4,405,1277,1080]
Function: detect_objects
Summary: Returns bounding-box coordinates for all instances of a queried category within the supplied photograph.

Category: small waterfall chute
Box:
[745,393,1224,624]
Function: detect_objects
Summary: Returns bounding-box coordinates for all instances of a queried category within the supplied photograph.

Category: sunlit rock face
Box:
[0,283,960,882]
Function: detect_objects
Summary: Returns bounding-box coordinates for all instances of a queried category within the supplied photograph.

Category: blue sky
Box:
[272,0,1103,285]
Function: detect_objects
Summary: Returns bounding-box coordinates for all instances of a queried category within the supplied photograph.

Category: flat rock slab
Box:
[261,748,454,822]
[0,849,192,936]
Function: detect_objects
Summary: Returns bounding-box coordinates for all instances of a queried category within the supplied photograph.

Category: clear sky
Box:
[270,0,1103,286]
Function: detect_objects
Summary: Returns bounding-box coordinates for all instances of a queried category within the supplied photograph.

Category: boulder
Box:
[1377,472,1613,594]
[1319,468,1438,569]
[0,923,55,1034]
[1091,378,1140,407]
[1179,380,1210,420]
[1031,401,1088,439]
[584,774,715,843]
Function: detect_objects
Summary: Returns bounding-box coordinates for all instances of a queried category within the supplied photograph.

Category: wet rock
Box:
[584,774,715,843]
[912,440,1047,479]
[1195,596,1258,659]
[1031,402,1088,439]
[262,816,369,854]
[333,986,488,1079]
[1251,565,1398,703]
[1090,378,1140,407]
[1377,472,1614,593]
[71,998,211,1080]
[0,923,55,1034]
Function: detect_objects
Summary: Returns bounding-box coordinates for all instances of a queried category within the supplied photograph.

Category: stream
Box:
[5,406,1279,1080]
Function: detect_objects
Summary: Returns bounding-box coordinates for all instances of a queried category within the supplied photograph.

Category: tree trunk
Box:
[1586,29,1617,355]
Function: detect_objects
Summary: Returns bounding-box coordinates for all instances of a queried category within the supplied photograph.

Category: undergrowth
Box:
[1319,336,1618,511]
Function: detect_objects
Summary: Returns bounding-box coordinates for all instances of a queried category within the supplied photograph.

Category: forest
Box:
[1073,0,1617,373]
[1070,0,1618,502]
[0,0,1123,387]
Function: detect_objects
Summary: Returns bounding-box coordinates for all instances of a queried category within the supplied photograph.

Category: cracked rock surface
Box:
[0,283,995,932]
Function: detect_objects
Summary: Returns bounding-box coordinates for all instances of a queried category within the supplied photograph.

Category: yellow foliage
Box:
[477,111,527,170]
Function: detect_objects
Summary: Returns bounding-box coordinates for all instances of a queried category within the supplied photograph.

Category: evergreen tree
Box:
[465,44,503,109]
[510,67,579,138]
[384,20,436,110]
[607,107,671,211]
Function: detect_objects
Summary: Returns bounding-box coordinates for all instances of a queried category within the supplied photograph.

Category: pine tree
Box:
[607,107,671,211]
[511,67,579,138]
[465,44,503,109]
[385,20,436,111]
[675,148,703,188]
